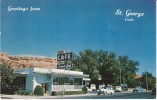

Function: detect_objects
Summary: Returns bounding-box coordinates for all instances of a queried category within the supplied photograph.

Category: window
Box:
[69,78,74,85]
[53,76,82,85]
[64,77,69,85]
[53,77,68,85]
[59,77,64,85]
[53,77,58,85]
[78,78,82,85]
[74,78,78,85]
[74,78,82,85]
[12,76,26,90]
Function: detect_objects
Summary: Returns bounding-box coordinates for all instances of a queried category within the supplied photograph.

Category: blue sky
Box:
[1,0,156,76]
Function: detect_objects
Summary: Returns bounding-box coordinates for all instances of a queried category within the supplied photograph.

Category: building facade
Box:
[14,68,90,95]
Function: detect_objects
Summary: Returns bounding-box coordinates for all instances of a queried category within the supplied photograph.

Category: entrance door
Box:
[42,83,48,94]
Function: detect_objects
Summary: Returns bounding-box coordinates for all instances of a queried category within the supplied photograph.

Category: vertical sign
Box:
[57,51,73,69]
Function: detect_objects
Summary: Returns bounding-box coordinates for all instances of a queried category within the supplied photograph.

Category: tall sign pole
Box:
[145,71,148,91]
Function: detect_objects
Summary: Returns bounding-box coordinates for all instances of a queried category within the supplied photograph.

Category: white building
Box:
[14,68,90,95]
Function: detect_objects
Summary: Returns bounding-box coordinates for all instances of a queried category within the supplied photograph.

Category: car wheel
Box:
[98,93,100,95]
[111,92,113,95]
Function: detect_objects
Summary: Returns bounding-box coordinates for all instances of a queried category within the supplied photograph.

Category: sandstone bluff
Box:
[0,53,57,69]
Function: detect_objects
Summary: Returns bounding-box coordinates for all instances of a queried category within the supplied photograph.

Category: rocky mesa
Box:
[0,53,57,69]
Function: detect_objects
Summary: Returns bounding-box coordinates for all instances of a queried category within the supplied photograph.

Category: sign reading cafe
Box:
[57,51,73,69]
[57,53,72,61]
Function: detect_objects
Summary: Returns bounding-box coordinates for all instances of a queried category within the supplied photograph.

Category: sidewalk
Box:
[1,92,96,99]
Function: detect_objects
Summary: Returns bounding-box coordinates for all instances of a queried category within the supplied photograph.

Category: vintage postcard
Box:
[1,0,156,99]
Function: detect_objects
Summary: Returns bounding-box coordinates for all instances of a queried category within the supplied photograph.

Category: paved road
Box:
[1,91,156,99]
[49,92,156,99]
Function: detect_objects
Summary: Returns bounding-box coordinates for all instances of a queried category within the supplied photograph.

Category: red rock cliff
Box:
[0,53,57,69]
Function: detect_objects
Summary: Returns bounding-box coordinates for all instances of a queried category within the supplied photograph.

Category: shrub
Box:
[24,90,33,95]
[34,85,44,96]
[17,90,23,95]
[14,91,18,95]
[21,90,25,95]
[51,90,85,96]
[82,86,88,93]
[14,90,33,95]
[51,91,58,96]
[64,91,85,95]
[58,90,64,95]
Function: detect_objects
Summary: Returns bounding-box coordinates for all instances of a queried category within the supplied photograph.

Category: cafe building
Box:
[14,67,90,95]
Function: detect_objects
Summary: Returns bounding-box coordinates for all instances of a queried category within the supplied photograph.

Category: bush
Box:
[34,85,44,96]
[16,90,23,95]
[51,91,58,96]
[64,91,85,95]
[14,90,33,95]
[24,90,33,95]
[82,86,88,93]
[51,90,85,96]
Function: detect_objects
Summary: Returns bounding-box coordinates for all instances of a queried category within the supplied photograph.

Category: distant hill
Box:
[0,53,57,69]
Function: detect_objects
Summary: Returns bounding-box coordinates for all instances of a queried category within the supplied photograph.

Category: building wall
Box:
[15,68,90,95]
[47,75,53,95]
[26,74,34,91]
[35,73,48,84]
[25,68,34,91]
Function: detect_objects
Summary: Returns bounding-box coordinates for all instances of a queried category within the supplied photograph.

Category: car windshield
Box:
[136,86,142,88]
[102,87,106,89]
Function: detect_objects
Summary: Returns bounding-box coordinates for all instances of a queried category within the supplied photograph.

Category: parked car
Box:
[121,84,128,91]
[97,86,114,95]
[133,86,143,93]
[115,86,122,92]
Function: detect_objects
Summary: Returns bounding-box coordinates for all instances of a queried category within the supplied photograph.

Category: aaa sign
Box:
[57,53,72,61]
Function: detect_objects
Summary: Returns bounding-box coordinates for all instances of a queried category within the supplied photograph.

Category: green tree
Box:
[72,49,100,82]
[72,49,140,88]
[140,72,156,90]
[98,50,117,85]
[116,56,139,87]
[0,60,15,91]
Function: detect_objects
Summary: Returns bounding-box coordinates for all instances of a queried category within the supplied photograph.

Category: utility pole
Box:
[120,66,121,85]
[145,71,148,91]
[118,61,121,86]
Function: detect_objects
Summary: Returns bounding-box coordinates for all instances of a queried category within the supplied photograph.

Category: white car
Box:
[97,86,114,95]
[133,86,143,93]
[115,86,122,92]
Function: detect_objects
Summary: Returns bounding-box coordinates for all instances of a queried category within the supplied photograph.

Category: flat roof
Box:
[14,68,89,77]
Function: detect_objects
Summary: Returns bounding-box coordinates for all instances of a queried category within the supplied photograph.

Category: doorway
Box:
[42,83,48,94]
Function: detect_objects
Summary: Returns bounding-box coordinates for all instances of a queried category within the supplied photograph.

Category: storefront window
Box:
[74,78,78,85]
[64,77,69,85]
[74,78,82,85]
[53,77,82,85]
[59,77,64,85]
[69,78,74,85]
[53,77,62,85]
[12,76,26,90]
[79,78,82,85]
[53,77,58,85]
